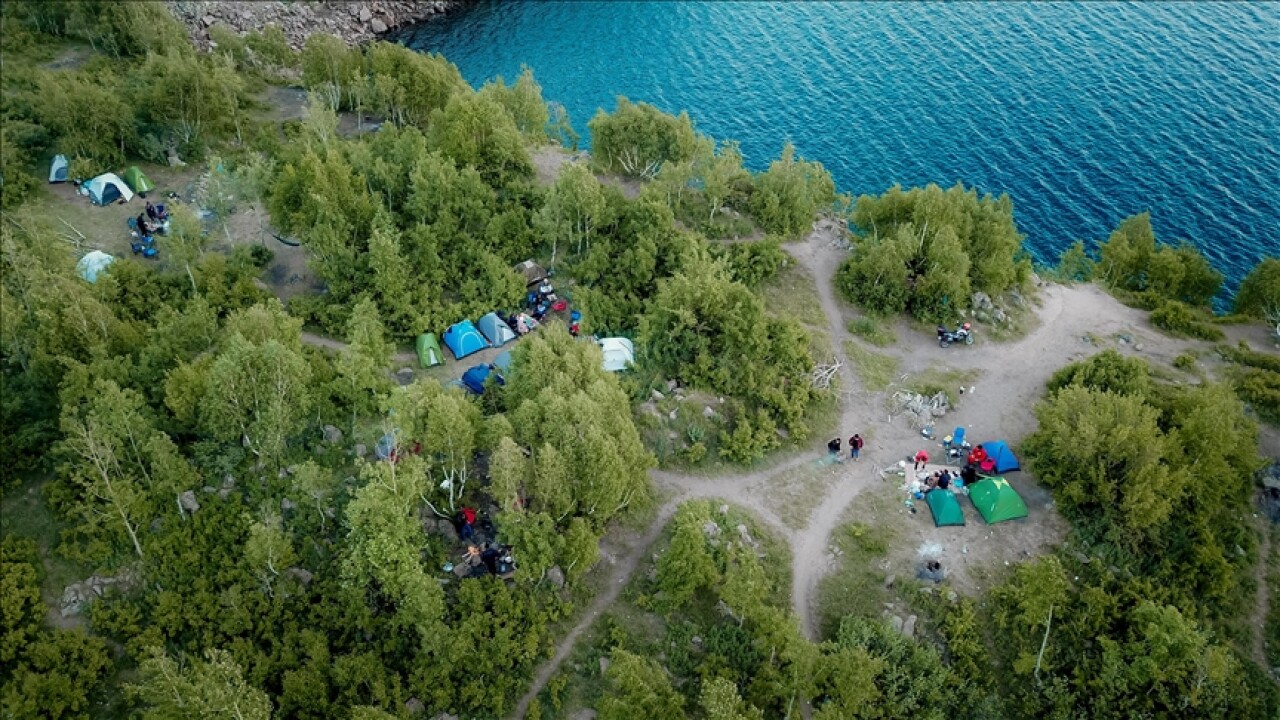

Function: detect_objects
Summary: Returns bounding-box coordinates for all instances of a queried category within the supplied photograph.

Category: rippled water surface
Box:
[399,1,1280,292]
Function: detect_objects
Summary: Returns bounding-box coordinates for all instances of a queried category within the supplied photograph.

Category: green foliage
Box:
[1234,257,1280,321]
[1026,354,1261,616]
[130,646,272,720]
[748,142,836,238]
[366,42,469,127]
[1,543,112,719]
[589,96,703,177]
[598,649,687,720]
[847,316,895,347]
[1149,298,1226,340]
[986,557,1265,719]
[428,90,533,187]
[478,65,550,141]
[1097,213,1222,306]
[1219,343,1280,424]
[836,182,1029,322]
[639,253,817,461]
[1053,239,1096,282]
[814,616,958,720]
[655,503,721,609]
[710,237,786,288]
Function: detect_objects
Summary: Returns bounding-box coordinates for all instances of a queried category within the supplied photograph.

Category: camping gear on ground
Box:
[83,173,134,205]
[477,312,517,347]
[76,251,114,283]
[551,299,568,312]
[442,320,489,360]
[49,154,68,183]
[415,333,444,368]
[513,259,549,287]
[937,322,974,347]
[598,337,635,372]
[461,364,504,394]
[493,350,513,373]
[978,440,1020,473]
[926,488,966,526]
[121,166,154,195]
[967,476,1029,524]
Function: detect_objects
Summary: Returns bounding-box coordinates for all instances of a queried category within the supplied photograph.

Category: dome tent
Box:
[121,166,154,195]
[477,312,517,346]
[598,337,635,372]
[442,320,489,360]
[415,333,443,368]
[76,251,115,283]
[49,154,68,183]
[968,476,1028,524]
[926,488,966,527]
[83,173,134,205]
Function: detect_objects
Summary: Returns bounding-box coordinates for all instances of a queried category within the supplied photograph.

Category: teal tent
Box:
[926,489,966,527]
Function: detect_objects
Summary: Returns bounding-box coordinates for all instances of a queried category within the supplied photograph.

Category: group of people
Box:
[452,541,517,579]
[827,433,865,462]
[135,201,169,238]
[506,311,539,336]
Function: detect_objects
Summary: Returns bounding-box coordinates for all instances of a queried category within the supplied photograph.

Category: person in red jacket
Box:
[849,433,864,461]
[914,449,930,471]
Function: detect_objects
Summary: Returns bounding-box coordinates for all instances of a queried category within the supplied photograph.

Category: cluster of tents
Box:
[51,155,156,206]
[415,314,635,380]
[925,440,1028,527]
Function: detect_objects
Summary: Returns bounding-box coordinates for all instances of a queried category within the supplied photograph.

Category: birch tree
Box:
[130,647,272,720]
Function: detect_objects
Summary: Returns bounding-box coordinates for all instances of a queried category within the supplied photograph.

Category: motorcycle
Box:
[937,322,974,348]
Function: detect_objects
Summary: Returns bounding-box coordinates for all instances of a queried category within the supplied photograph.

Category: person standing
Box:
[849,434,864,461]
[914,449,930,471]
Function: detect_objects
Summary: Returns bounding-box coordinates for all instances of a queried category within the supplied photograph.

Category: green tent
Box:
[925,489,966,527]
[968,476,1029,524]
[416,333,443,368]
[121,166,154,194]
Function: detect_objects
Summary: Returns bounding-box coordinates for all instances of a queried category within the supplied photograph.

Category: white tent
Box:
[49,154,68,183]
[77,251,115,283]
[598,337,635,372]
[83,173,134,205]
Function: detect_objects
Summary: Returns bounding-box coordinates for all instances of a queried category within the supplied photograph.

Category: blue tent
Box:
[493,350,513,373]
[477,312,517,347]
[442,320,489,360]
[461,364,504,395]
[980,440,1020,473]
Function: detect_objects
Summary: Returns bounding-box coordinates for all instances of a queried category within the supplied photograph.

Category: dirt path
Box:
[299,331,419,366]
[508,497,683,719]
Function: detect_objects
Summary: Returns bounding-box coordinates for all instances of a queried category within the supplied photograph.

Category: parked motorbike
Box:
[937,323,974,348]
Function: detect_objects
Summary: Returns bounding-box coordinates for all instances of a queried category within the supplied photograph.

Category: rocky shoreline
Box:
[167,1,464,50]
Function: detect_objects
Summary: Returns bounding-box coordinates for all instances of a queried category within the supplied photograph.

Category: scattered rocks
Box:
[169,1,458,51]
[718,504,729,515]
[405,698,424,716]
[598,656,610,675]
[281,497,297,512]
[667,379,679,392]
[702,406,718,419]
[702,521,721,538]
[61,571,137,617]
[668,408,678,420]
[286,567,314,585]
[395,368,416,386]
[888,615,904,633]
[651,389,666,401]
[354,443,367,458]
[1134,342,1144,352]
[883,574,896,588]
[179,490,201,513]
[547,565,566,589]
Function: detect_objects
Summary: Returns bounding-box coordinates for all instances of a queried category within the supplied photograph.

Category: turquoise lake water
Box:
[398,1,1279,294]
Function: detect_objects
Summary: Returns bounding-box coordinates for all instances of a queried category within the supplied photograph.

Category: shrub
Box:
[848,316,895,346]
[1097,213,1222,306]
[588,96,702,177]
[1172,353,1197,371]
[1234,257,1280,322]
[748,142,836,237]
[1149,299,1225,341]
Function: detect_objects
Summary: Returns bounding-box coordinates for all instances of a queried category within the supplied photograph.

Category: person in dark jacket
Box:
[849,433,864,461]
